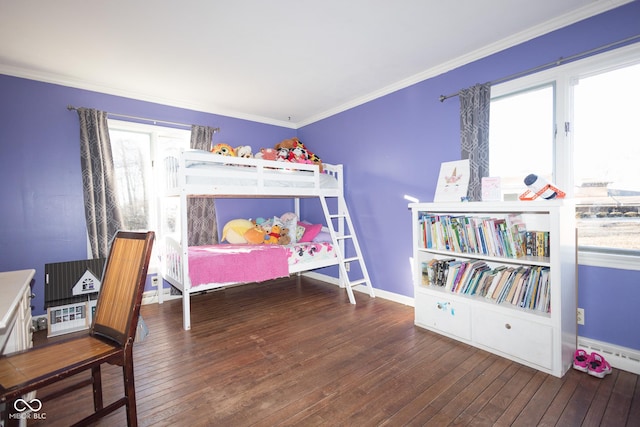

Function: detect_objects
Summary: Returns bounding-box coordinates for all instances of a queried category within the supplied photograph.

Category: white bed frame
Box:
[160,149,347,330]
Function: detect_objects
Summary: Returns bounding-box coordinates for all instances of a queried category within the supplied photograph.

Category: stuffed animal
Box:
[276,147,290,161]
[244,225,267,244]
[274,137,323,172]
[221,218,253,243]
[264,224,282,244]
[278,228,291,245]
[235,145,253,158]
[255,147,277,161]
[211,143,236,156]
[280,212,298,244]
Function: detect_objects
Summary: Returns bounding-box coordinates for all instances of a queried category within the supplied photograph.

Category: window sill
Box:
[578,251,640,271]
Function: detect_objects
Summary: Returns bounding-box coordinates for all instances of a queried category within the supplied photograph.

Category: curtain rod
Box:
[66,105,220,133]
[439,34,640,102]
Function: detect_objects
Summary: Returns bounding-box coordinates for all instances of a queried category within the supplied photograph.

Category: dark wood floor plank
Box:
[536,367,582,427]
[602,369,638,427]
[494,369,548,426]
[511,370,566,426]
[461,362,522,426]
[447,356,514,426]
[627,375,640,427]
[556,369,606,426]
[24,276,639,427]
[379,346,495,425]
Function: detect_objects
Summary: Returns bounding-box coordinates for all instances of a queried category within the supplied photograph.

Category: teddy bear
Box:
[234,145,253,158]
[277,228,291,245]
[211,143,236,156]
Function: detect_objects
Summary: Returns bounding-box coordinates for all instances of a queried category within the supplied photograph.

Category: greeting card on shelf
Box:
[434,159,470,202]
[482,177,502,201]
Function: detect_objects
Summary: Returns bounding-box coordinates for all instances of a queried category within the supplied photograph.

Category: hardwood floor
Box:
[29,276,639,426]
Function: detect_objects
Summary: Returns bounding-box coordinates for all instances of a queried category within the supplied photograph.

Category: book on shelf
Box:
[525,231,550,257]
[417,212,548,260]
[420,260,553,313]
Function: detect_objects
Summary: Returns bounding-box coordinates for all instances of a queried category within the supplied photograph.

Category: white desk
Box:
[0,269,35,354]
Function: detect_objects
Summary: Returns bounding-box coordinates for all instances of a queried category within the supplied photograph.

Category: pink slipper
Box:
[572,348,589,372]
[587,352,612,378]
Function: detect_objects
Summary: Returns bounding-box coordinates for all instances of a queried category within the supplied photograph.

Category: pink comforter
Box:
[188,244,289,286]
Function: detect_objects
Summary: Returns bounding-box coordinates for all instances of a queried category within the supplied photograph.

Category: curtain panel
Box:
[77,108,124,258]
[459,83,491,201]
[188,125,219,246]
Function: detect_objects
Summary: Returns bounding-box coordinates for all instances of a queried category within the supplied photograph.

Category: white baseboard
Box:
[300,271,414,306]
[142,288,181,305]
[578,337,640,375]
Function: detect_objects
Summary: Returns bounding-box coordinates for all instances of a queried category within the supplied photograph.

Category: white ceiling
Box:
[0,0,629,128]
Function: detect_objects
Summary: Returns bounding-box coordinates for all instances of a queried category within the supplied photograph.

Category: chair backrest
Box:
[91,231,155,347]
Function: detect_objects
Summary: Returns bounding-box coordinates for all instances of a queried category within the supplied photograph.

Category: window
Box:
[108,119,190,243]
[573,63,640,253]
[489,43,640,269]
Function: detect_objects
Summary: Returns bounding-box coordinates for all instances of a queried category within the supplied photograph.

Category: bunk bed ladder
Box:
[319,195,375,304]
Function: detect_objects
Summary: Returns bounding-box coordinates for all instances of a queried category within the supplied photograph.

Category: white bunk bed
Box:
[160,149,373,330]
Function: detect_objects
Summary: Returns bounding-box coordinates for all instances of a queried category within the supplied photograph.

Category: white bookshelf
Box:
[409,201,577,378]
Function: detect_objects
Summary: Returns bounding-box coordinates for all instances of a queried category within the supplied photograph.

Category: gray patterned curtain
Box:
[188,125,218,246]
[460,83,491,201]
[77,108,124,257]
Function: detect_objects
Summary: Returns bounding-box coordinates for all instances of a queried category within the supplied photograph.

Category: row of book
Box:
[418,213,550,258]
[421,258,551,313]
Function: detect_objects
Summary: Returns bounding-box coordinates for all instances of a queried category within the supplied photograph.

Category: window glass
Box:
[489,85,554,197]
[573,63,640,251]
[110,130,152,231]
[108,121,190,238]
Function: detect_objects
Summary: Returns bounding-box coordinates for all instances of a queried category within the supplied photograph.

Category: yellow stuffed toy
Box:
[264,224,282,244]
[244,226,267,244]
[221,219,253,243]
[211,143,236,156]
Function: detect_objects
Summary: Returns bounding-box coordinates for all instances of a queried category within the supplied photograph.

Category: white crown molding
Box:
[0,63,298,130]
[297,0,633,128]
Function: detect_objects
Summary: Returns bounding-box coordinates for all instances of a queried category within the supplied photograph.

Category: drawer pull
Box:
[30,293,36,299]
[436,302,450,310]
[505,323,512,330]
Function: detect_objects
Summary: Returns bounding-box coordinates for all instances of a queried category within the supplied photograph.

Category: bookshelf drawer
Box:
[472,309,553,370]
[415,292,471,340]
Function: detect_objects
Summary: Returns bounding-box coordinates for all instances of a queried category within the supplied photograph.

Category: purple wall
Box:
[1,2,638,350]
[299,1,640,350]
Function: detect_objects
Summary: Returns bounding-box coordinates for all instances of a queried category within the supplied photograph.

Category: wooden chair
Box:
[0,231,154,427]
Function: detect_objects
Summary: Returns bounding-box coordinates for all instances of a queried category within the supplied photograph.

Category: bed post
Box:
[180,152,192,331]
[294,198,301,219]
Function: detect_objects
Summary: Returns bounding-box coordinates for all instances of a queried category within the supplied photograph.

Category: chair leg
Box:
[91,365,103,412]
[122,351,138,427]
[3,399,19,427]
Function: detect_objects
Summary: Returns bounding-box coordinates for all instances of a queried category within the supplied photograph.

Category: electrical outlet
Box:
[345,262,350,272]
[577,308,585,325]
[152,276,159,287]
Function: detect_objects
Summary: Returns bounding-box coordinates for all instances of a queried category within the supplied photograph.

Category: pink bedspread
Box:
[188,244,289,286]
